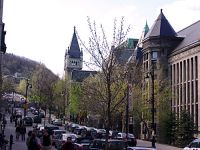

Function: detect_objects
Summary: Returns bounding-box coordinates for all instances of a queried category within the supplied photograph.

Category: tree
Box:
[53,78,68,118]
[2,77,16,94]
[31,63,58,123]
[78,17,130,149]
[174,110,194,147]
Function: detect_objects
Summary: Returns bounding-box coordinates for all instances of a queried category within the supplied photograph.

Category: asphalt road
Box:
[4,109,58,150]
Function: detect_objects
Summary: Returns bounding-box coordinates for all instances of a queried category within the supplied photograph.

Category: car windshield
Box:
[189,142,200,148]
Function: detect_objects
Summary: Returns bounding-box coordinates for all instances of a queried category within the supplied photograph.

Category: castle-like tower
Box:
[64,26,83,79]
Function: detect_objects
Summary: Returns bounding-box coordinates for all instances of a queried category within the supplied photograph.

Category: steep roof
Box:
[68,26,82,58]
[145,9,177,39]
[71,70,97,82]
[173,20,200,53]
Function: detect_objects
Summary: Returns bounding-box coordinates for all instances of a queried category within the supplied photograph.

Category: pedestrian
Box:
[26,131,32,150]
[20,125,26,141]
[9,134,13,150]
[14,118,17,127]
[15,125,20,140]
[61,136,74,150]
[42,130,51,150]
[28,132,41,150]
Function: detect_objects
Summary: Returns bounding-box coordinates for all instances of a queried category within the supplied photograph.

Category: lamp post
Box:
[146,61,156,148]
[24,79,32,117]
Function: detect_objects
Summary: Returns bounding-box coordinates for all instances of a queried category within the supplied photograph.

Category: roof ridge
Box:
[177,20,200,33]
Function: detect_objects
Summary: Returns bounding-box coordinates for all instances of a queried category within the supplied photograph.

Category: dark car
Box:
[44,125,59,135]
[75,138,92,150]
[116,132,137,147]
[89,139,126,150]
[23,116,33,126]
[33,115,42,123]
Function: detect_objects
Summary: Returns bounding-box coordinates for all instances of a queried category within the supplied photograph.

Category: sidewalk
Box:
[137,139,182,150]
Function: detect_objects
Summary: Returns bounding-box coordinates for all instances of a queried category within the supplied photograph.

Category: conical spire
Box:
[68,26,82,58]
[137,21,149,48]
[145,9,177,38]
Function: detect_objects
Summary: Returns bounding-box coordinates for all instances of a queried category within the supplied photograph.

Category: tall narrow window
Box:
[196,80,198,103]
[196,104,198,129]
[183,60,186,81]
[191,81,194,103]
[177,63,179,83]
[187,59,190,80]
[195,56,198,79]
[177,85,179,105]
[173,64,176,84]
[180,62,182,82]
[188,82,190,103]
[191,57,194,80]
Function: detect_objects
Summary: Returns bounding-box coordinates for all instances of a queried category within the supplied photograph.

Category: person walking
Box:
[61,137,74,150]
[42,130,51,150]
[15,125,20,141]
[28,132,41,150]
[20,125,26,141]
[9,134,13,150]
[26,131,32,150]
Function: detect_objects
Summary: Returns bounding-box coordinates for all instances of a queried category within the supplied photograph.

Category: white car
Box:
[183,138,200,150]
[54,133,78,149]
[53,119,63,126]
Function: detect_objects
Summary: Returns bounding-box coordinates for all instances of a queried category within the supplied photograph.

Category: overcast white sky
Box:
[3,0,200,76]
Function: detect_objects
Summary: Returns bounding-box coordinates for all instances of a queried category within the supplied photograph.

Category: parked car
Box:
[52,129,67,146]
[89,139,126,150]
[54,133,78,150]
[53,119,63,126]
[74,126,86,135]
[75,138,93,150]
[44,125,59,135]
[127,147,156,150]
[183,138,200,150]
[23,116,33,126]
[33,115,42,123]
[116,132,137,146]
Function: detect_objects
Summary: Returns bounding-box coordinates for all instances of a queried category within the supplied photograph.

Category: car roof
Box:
[193,138,200,142]
[128,147,156,150]
[53,130,66,132]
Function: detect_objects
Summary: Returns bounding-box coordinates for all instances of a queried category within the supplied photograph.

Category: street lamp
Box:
[145,60,156,148]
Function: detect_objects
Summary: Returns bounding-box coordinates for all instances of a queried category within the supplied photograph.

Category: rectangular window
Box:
[177,85,179,105]
[173,64,176,84]
[187,59,190,80]
[195,56,198,79]
[177,63,179,83]
[180,62,183,82]
[184,83,186,105]
[196,104,198,129]
[180,84,182,104]
[196,80,198,103]
[152,51,158,60]
[188,82,190,103]
[191,57,194,80]
[180,62,182,82]
[184,60,186,81]
[192,81,194,103]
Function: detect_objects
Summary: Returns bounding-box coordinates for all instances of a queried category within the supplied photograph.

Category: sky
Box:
[3,0,200,77]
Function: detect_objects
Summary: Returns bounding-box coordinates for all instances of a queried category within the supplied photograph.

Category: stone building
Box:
[142,9,200,137]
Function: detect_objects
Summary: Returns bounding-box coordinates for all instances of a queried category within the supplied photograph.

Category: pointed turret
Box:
[68,26,83,58]
[145,9,177,39]
[137,21,149,48]
[64,26,83,74]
